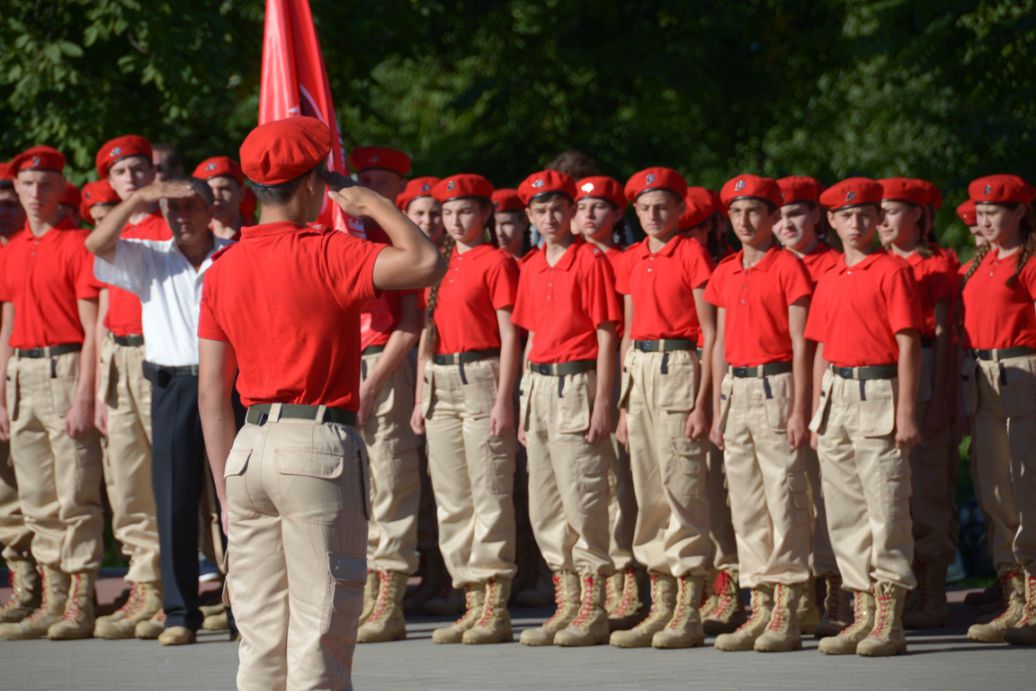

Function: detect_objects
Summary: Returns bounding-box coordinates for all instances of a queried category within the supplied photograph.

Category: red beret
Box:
[60,181,81,210]
[819,177,883,210]
[880,177,929,206]
[968,174,1035,206]
[679,189,713,229]
[432,174,494,204]
[778,176,823,206]
[95,135,152,178]
[193,156,244,186]
[685,187,717,216]
[80,179,121,220]
[11,145,65,174]
[239,116,331,186]
[720,174,781,209]
[396,176,440,210]
[916,179,942,210]
[575,176,627,210]
[491,188,523,213]
[349,146,411,176]
[519,169,577,206]
[624,167,687,203]
[0,161,13,182]
[956,200,977,227]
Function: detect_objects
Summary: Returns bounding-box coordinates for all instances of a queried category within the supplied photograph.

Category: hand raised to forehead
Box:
[139,180,199,204]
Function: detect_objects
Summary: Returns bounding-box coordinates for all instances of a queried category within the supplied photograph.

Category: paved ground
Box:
[0,578,1029,690]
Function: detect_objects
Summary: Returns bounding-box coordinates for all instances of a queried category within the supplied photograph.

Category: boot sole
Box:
[857,643,907,657]
[652,636,705,649]
[754,641,803,652]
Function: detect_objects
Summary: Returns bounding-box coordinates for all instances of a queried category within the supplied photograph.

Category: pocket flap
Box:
[275,448,344,479]
[224,448,251,477]
[328,553,366,584]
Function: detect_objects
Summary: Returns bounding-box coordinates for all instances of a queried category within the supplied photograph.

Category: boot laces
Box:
[868,586,893,638]
[991,572,1020,626]
[734,590,766,634]
[570,576,595,628]
[114,583,143,617]
[712,571,735,618]
[543,574,567,627]
[475,580,496,627]
[61,576,83,623]
[367,570,393,623]
[766,585,786,632]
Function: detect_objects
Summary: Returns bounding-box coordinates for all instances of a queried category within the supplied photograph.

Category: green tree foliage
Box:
[2,0,1034,250]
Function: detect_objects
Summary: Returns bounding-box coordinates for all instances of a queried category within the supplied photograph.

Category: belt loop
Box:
[859,379,866,401]
[661,352,670,375]
[762,376,773,399]
[558,375,566,398]
[459,361,468,385]
[316,404,327,422]
[270,403,283,422]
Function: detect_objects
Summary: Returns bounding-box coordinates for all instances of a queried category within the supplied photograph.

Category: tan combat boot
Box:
[796,576,819,635]
[815,573,852,638]
[714,585,773,651]
[903,561,948,629]
[135,609,167,640]
[359,570,379,624]
[817,589,875,655]
[1004,573,1036,645]
[357,570,408,643]
[610,572,676,648]
[520,571,580,646]
[0,566,70,640]
[555,574,609,646]
[969,571,1025,643]
[48,571,97,640]
[606,566,642,629]
[94,581,162,639]
[652,575,704,649]
[201,603,229,631]
[856,582,907,656]
[755,582,803,652]
[432,583,485,644]
[703,568,744,635]
[463,577,513,644]
[0,559,41,624]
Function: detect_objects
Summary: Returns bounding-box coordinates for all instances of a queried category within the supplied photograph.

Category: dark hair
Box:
[528,191,573,207]
[546,150,599,180]
[247,162,326,206]
[963,203,1035,286]
[164,176,215,208]
[151,142,183,169]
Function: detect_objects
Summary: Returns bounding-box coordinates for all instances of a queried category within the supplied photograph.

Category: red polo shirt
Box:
[601,245,626,338]
[0,220,99,349]
[198,221,385,410]
[104,213,171,336]
[804,252,922,367]
[615,234,713,341]
[512,238,621,363]
[898,251,954,339]
[798,241,841,286]
[962,249,1036,350]
[705,246,812,366]
[430,244,519,354]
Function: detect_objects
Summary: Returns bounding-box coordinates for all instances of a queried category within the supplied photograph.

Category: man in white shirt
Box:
[85,177,232,646]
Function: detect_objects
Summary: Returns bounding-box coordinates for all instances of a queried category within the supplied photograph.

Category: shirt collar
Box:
[729,244,782,275]
[630,233,682,260]
[534,236,584,272]
[240,221,312,239]
[836,251,883,274]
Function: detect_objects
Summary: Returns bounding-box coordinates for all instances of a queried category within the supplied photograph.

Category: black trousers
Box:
[148,367,209,630]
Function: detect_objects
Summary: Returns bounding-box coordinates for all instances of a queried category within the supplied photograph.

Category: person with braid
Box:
[961,174,1036,646]
[877,178,957,631]
[409,174,521,645]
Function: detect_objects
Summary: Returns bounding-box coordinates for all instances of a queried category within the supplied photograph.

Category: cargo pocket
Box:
[49,355,79,419]
[655,354,696,412]
[763,373,793,432]
[808,370,834,434]
[274,447,345,516]
[961,358,978,417]
[463,359,499,419]
[322,553,366,635]
[858,379,896,438]
[999,358,1036,419]
[787,470,809,525]
[557,373,592,435]
[878,453,912,520]
[668,436,704,499]
[223,448,251,478]
[717,375,733,433]
[486,433,516,497]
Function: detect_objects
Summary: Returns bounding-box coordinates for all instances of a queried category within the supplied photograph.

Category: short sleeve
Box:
[683,240,713,290]
[804,276,831,343]
[703,262,725,308]
[93,239,150,296]
[885,266,923,335]
[1018,257,1036,299]
[511,262,535,331]
[781,255,813,305]
[486,253,519,311]
[583,251,622,328]
[322,231,385,308]
[198,269,227,341]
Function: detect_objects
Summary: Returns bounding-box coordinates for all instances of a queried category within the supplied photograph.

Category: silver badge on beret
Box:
[111,146,122,158]
[532,179,545,189]
[846,191,857,201]
[645,173,656,185]
[734,179,745,192]
[447,180,456,191]
[984,184,992,194]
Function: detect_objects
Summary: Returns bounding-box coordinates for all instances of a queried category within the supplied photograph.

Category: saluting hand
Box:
[327,185,378,218]
[135,180,199,205]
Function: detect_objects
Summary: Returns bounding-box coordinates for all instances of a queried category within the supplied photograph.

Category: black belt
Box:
[972,347,1036,362]
[113,334,145,347]
[15,344,81,358]
[527,360,595,376]
[831,364,897,380]
[432,348,499,366]
[362,345,386,356]
[634,339,696,353]
[143,361,199,377]
[246,403,357,428]
[730,362,792,378]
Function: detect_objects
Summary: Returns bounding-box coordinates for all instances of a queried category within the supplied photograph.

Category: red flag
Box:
[259,0,348,230]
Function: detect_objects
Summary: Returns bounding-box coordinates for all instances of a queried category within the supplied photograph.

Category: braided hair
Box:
[963,204,1035,286]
